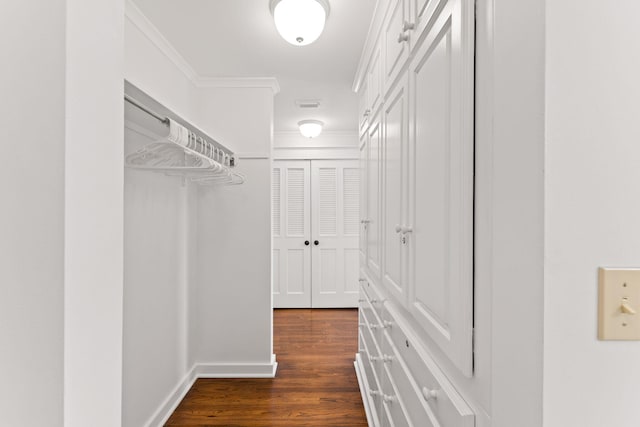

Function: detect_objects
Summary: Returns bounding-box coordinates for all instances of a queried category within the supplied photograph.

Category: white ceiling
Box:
[131,0,375,133]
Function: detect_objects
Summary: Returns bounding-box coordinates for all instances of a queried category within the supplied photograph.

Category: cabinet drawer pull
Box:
[369,355,381,362]
[383,320,393,328]
[421,387,439,401]
[383,394,397,403]
[370,324,379,330]
[402,21,415,32]
[369,389,381,396]
[382,354,395,363]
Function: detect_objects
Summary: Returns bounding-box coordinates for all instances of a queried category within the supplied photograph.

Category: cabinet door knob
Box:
[397,32,409,43]
[422,387,439,401]
[304,240,310,246]
[314,240,319,245]
[395,225,413,234]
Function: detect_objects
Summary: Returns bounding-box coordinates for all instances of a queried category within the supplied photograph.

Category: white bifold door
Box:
[273,159,360,308]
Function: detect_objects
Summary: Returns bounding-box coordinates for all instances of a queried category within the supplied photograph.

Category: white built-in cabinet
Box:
[355,0,475,425]
[273,159,360,308]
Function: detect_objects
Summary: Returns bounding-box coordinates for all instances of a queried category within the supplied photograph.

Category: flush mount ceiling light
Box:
[298,120,324,138]
[270,0,330,46]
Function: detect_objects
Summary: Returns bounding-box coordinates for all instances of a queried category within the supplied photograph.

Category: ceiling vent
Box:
[295,99,321,109]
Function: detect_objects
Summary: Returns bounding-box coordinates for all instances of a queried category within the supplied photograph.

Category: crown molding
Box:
[274,130,358,137]
[126,0,281,95]
[195,77,281,94]
[125,0,198,82]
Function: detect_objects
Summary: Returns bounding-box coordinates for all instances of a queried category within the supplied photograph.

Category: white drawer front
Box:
[382,332,441,427]
[384,303,475,427]
[380,363,412,427]
[361,278,386,319]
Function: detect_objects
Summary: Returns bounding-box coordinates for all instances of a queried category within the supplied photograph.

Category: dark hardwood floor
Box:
[165,309,368,426]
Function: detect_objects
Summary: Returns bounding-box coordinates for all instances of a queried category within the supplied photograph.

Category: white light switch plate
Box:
[598,268,640,340]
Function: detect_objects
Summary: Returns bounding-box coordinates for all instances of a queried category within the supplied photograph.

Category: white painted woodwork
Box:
[367,112,383,280]
[311,160,361,307]
[272,161,312,307]
[273,160,360,308]
[359,79,370,137]
[408,0,448,50]
[383,0,410,94]
[407,0,475,376]
[382,75,409,304]
[359,134,369,266]
[367,43,383,117]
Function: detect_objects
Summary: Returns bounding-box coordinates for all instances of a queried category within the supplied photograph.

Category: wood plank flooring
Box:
[165,309,368,426]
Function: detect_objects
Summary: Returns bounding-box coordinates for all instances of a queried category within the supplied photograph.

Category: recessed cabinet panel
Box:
[382,78,409,303]
[367,114,382,279]
[359,136,369,265]
[408,0,475,376]
[384,0,410,93]
[368,43,383,115]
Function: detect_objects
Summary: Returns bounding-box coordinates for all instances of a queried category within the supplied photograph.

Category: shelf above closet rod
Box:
[124,80,237,167]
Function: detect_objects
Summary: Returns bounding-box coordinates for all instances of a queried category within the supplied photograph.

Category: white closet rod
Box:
[123,82,236,168]
[124,94,169,126]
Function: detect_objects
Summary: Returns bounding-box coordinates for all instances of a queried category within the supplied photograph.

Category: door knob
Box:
[314,240,319,245]
[304,240,310,246]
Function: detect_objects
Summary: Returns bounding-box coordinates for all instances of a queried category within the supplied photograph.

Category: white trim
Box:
[355,355,380,427]
[195,77,281,94]
[236,152,271,159]
[274,130,358,138]
[145,366,198,427]
[273,147,359,160]
[125,1,281,95]
[195,356,279,378]
[125,0,198,82]
[146,357,278,427]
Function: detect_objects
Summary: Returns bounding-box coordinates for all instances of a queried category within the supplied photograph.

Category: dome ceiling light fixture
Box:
[298,120,324,138]
[269,0,330,46]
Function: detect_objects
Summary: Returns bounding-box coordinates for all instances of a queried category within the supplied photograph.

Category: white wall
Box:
[123,6,200,426]
[64,0,125,425]
[124,0,197,122]
[194,87,275,372]
[544,2,640,426]
[487,0,546,426]
[0,2,66,425]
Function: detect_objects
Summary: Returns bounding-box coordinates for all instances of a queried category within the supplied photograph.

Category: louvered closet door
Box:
[272,161,312,308]
[311,160,360,307]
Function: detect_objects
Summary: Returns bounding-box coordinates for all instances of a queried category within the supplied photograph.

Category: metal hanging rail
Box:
[124,94,169,126]
[124,81,236,167]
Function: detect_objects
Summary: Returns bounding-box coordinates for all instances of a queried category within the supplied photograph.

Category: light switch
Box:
[598,268,640,340]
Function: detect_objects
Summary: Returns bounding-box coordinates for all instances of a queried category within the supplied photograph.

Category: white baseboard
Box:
[147,355,278,427]
[195,355,279,378]
[355,354,377,427]
[145,366,198,427]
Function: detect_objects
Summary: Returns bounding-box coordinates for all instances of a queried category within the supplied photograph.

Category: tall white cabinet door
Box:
[273,161,312,308]
[359,135,369,266]
[382,76,409,304]
[311,160,360,307]
[367,112,383,280]
[383,0,410,92]
[407,0,475,376]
